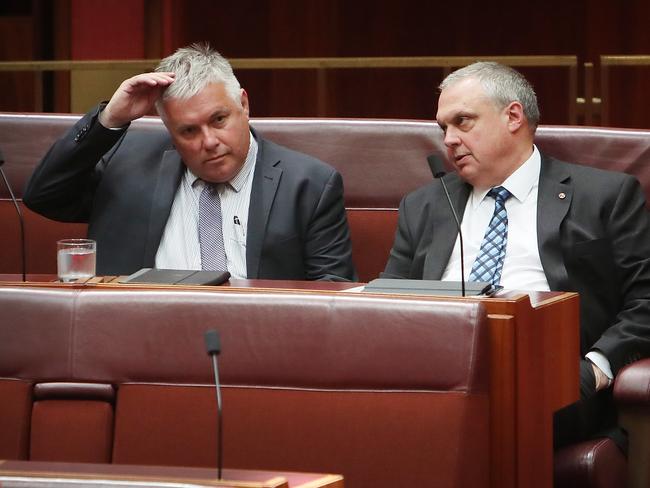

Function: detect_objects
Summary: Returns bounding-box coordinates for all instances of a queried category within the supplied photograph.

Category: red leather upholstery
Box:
[30,399,114,463]
[613,358,650,406]
[554,438,627,488]
[0,285,490,488]
[2,112,650,486]
[2,114,650,281]
[0,379,32,459]
[551,358,650,488]
[612,359,650,488]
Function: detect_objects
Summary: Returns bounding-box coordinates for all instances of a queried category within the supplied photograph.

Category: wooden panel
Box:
[169,0,581,122]
[4,0,650,124]
[0,16,36,111]
[483,293,580,488]
[69,0,146,59]
[487,314,517,488]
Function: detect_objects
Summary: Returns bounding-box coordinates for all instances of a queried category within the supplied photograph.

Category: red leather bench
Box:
[2,113,650,487]
[2,114,650,281]
[0,285,490,488]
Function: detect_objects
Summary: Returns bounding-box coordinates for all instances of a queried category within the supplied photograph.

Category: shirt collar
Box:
[470,145,541,208]
[229,133,258,192]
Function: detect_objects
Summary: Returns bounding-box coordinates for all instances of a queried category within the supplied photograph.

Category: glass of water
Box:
[57,239,96,282]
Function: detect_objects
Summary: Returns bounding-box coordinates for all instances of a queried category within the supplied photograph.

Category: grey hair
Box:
[154,43,241,110]
[439,61,540,131]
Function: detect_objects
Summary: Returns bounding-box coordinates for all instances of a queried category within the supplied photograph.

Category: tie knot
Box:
[203,182,219,194]
[488,186,511,203]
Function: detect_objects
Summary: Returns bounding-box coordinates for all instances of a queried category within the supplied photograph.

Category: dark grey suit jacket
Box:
[24,105,356,281]
[383,154,650,374]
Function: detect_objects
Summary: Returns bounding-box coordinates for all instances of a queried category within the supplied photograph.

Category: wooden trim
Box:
[600,61,610,126]
[600,55,650,67]
[567,63,578,124]
[0,55,578,72]
[0,56,579,122]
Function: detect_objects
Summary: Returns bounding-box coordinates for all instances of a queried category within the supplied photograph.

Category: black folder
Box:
[363,278,496,297]
[119,268,231,286]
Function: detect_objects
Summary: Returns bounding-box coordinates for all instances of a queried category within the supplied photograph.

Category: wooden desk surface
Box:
[0,273,565,308]
[0,460,344,488]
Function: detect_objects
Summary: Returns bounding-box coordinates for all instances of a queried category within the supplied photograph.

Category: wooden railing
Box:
[0,55,578,122]
[7,54,650,127]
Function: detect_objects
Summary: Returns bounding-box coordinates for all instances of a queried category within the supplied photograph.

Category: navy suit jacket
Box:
[24,105,356,281]
[382,154,650,374]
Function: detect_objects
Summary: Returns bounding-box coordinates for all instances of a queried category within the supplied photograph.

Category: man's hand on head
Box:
[99,72,175,129]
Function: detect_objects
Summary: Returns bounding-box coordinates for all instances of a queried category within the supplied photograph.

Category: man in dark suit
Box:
[23,43,356,281]
[382,62,650,449]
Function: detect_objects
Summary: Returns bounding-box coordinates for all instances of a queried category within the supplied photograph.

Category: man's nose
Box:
[443,127,460,147]
[202,127,220,149]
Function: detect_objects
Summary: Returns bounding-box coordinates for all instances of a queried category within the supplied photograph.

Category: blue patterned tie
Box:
[198,183,228,271]
[469,186,512,285]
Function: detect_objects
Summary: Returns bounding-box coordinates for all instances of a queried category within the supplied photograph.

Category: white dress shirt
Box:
[155,134,258,278]
[442,145,550,291]
[441,145,613,380]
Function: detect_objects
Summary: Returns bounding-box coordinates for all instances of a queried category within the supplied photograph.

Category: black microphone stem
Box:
[210,353,223,480]
[428,154,467,297]
[0,165,26,282]
[437,177,466,297]
[205,329,224,480]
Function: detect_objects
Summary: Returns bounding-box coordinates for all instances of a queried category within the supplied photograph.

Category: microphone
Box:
[204,329,224,480]
[427,154,466,297]
[0,148,26,282]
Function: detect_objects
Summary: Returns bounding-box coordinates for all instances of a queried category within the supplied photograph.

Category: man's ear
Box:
[505,101,525,133]
[240,89,250,117]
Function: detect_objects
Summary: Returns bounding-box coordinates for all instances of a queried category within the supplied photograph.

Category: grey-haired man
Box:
[24,44,356,281]
[383,61,650,452]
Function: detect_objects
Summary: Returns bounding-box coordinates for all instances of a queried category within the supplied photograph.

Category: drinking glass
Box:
[57,239,96,282]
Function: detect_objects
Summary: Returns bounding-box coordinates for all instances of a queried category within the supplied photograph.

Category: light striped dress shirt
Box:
[155,135,258,278]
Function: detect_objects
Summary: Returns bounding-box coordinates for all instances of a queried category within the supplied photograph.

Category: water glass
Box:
[57,239,96,282]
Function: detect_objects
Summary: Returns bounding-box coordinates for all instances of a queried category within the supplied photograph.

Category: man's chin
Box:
[457,167,480,186]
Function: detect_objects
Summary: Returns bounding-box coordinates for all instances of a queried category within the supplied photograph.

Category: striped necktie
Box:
[469,186,512,285]
[198,183,228,271]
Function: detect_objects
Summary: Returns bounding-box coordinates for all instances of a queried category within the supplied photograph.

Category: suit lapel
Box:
[246,137,282,278]
[424,176,471,279]
[143,149,184,266]
[537,155,571,289]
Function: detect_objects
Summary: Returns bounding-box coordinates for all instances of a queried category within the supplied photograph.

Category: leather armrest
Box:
[34,382,115,402]
[613,358,650,406]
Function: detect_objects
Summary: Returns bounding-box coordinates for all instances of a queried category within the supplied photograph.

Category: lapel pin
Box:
[558,192,566,199]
